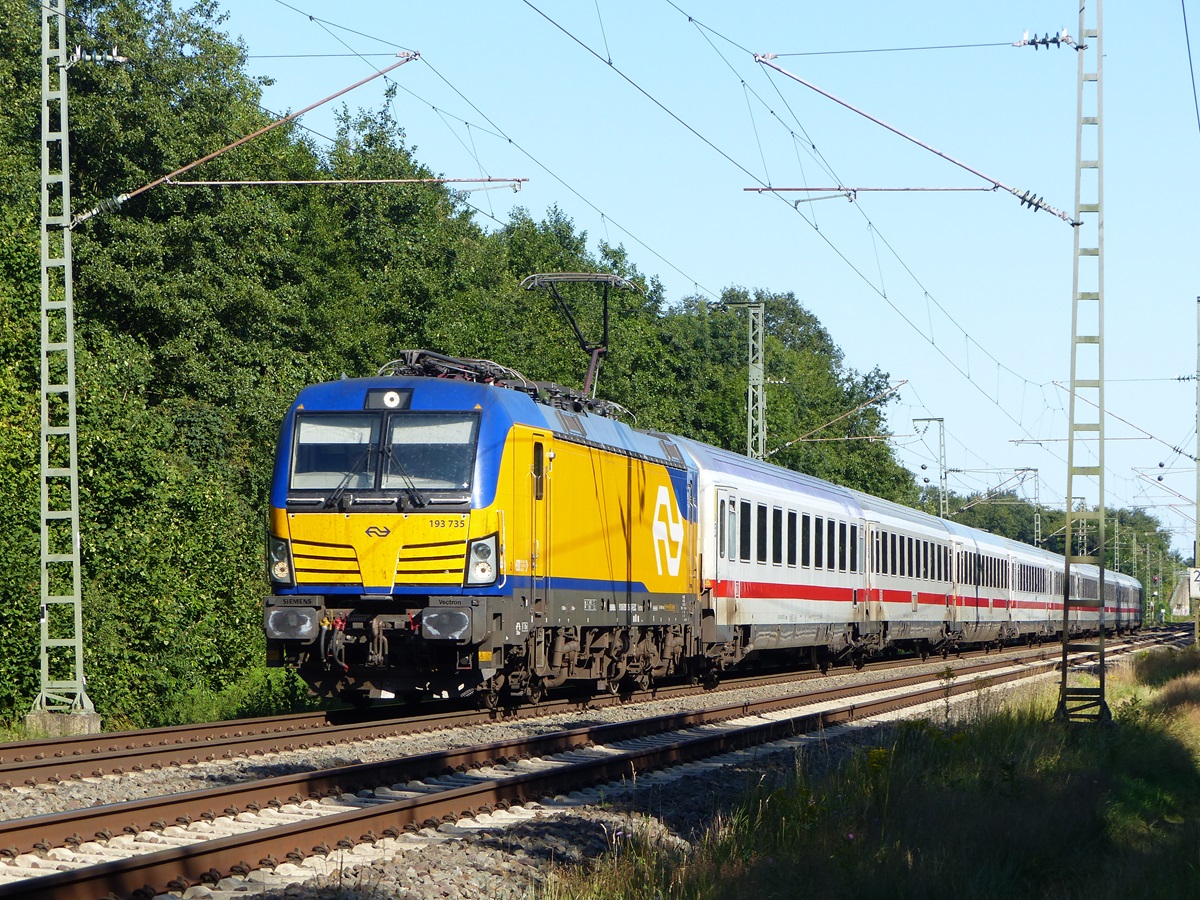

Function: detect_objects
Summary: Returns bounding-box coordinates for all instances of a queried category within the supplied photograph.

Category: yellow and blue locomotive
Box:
[264,351,698,706]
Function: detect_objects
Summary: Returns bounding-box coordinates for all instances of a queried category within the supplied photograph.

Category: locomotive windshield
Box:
[290,411,478,495]
[291,415,380,490]
[383,414,478,490]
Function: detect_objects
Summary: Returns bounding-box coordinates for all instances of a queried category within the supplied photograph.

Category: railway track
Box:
[0,634,1161,791]
[0,629,1182,900]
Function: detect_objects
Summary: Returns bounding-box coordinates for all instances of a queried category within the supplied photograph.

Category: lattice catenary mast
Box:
[1055,0,1109,724]
[32,0,124,727]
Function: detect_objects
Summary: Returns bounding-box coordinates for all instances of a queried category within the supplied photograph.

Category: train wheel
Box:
[527,678,544,705]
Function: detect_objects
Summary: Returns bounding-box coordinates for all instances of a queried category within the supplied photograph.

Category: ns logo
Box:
[652,485,685,577]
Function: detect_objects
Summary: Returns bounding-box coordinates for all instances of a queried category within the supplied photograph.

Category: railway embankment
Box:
[0,634,1189,899]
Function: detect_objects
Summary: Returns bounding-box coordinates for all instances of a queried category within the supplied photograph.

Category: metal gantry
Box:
[1057,0,1109,724]
[913,417,947,517]
[34,0,93,717]
[1016,468,1042,546]
[726,300,766,460]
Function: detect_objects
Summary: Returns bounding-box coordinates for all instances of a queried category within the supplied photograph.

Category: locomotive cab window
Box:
[291,411,479,496]
[291,414,380,490]
[385,413,479,491]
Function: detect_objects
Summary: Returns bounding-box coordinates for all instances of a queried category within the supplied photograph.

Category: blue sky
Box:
[217,1,1200,563]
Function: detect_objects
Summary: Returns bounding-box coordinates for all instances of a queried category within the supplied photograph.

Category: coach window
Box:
[850,524,859,572]
[827,519,837,571]
[728,502,738,561]
[787,511,798,567]
[773,508,784,565]
[739,500,752,562]
[879,530,888,574]
[814,516,825,568]
[820,513,830,571]
[838,522,848,572]
[757,503,768,564]
[719,499,726,558]
[890,533,899,575]
[801,514,812,567]
[924,542,931,580]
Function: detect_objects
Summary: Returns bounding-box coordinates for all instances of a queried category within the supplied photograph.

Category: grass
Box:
[544,648,1200,900]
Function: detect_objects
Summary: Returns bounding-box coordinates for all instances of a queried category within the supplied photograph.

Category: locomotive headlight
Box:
[421,608,472,641]
[383,390,402,408]
[268,535,294,586]
[264,605,319,642]
[465,534,499,586]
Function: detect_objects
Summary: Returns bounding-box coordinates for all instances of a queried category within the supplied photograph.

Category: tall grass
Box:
[546,649,1200,900]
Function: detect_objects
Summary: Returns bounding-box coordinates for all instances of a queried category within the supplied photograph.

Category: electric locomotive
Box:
[264,350,698,706]
[263,350,1143,706]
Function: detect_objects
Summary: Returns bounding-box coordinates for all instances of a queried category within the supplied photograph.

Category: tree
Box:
[0,0,926,724]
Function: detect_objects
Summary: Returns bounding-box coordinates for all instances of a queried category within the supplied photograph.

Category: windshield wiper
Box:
[383,443,427,510]
[323,446,375,510]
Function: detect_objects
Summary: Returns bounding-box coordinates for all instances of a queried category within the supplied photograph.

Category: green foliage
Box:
[0,0,922,725]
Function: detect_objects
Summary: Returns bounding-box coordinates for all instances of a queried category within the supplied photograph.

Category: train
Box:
[263,349,1143,707]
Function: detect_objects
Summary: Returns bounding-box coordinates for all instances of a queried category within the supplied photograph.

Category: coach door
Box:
[863,522,882,622]
[950,540,968,625]
[715,488,739,625]
[1004,554,1015,623]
